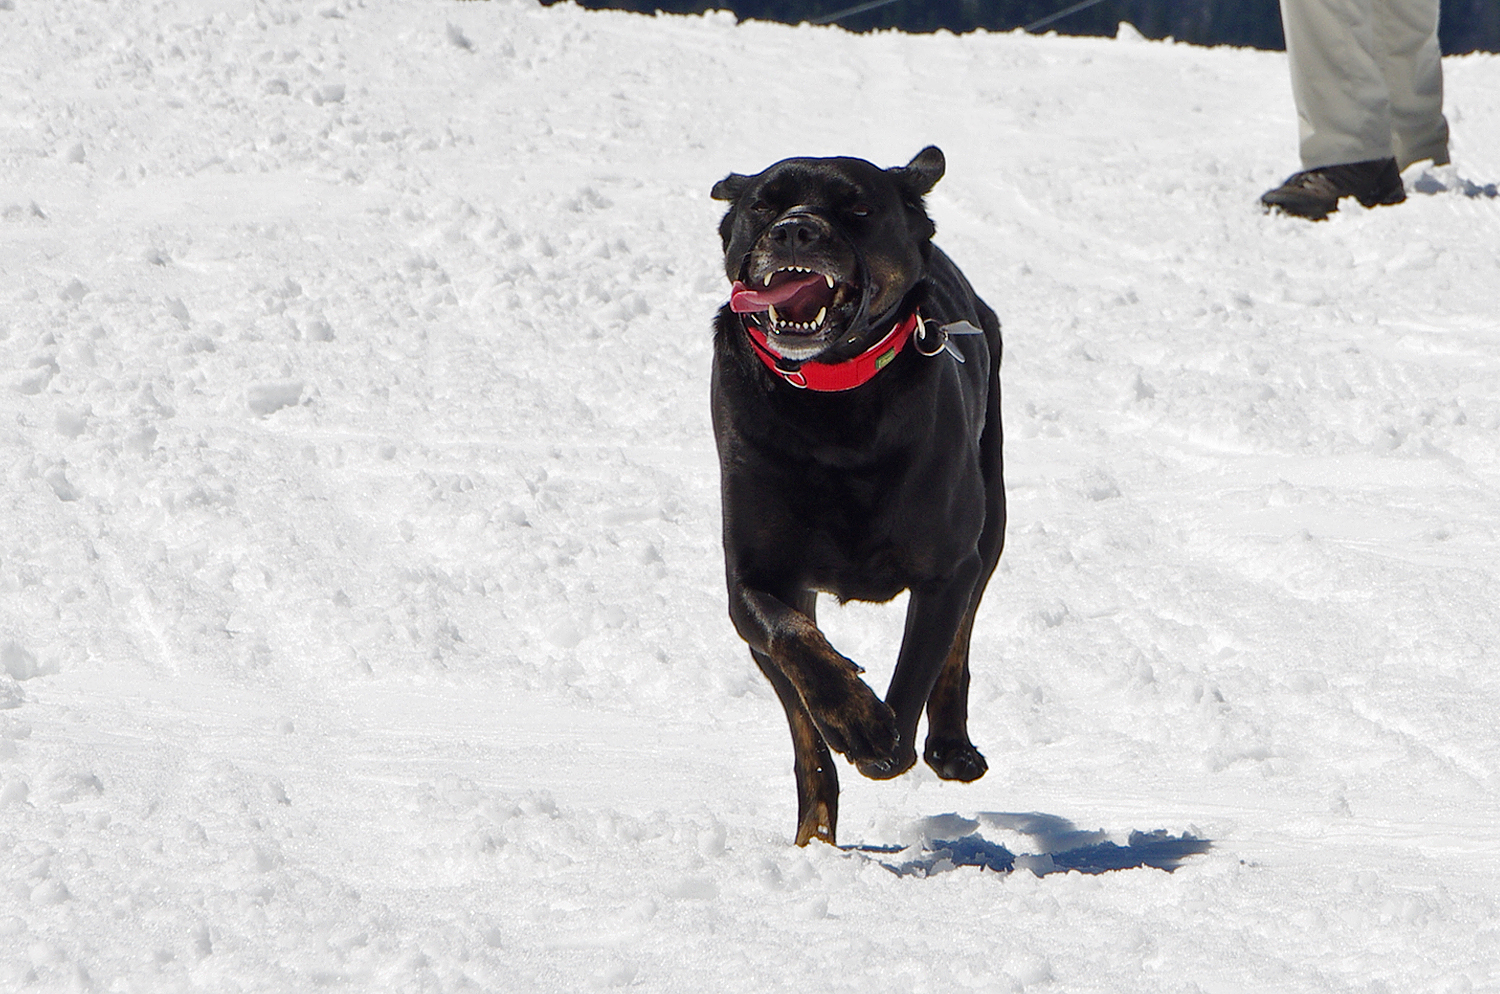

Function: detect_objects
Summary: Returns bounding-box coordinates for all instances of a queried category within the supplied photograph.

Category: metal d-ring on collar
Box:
[912,315,946,357]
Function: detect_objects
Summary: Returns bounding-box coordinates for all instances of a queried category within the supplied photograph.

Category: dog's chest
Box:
[768,458,970,600]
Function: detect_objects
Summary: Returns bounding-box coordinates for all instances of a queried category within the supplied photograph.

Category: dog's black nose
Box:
[770,213,830,248]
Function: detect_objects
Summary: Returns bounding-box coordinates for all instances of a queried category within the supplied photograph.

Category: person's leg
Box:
[1264,0,1411,217]
[1370,0,1449,168]
[1281,0,1394,169]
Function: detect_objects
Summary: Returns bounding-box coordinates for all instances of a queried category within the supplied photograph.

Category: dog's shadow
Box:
[846,811,1212,878]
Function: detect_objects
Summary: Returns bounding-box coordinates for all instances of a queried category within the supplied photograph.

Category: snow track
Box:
[3,1,1500,991]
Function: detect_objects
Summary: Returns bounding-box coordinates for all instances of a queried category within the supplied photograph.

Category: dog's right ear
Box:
[712,173,750,202]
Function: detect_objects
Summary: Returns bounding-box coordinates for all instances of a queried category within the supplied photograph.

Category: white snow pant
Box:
[1280,0,1450,170]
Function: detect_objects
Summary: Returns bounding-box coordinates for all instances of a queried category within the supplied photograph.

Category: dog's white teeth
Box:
[824,274,835,288]
[767,304,780,324]
[815,307,826,327]
[763,273,773,287]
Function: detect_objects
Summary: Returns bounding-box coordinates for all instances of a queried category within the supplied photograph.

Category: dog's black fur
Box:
[710,148,1005,846]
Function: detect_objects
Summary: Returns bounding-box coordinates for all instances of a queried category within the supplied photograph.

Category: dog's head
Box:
[712,147,945,364]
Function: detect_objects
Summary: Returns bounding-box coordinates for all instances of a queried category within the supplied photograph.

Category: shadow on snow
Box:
[1412,171,1500,198]
[845,811,1212,878]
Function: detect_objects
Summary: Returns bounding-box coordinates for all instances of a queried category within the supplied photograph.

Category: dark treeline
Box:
[547,0,1500,54]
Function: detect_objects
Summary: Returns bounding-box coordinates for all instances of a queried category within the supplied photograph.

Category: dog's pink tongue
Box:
[730,273,826,314]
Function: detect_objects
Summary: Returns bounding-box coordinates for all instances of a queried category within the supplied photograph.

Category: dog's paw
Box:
[923,738,989,782]
[855,745,917,781]
[807,683,902,774]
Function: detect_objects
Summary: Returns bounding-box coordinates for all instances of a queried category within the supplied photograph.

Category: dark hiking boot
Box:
[1261,158,1406,220]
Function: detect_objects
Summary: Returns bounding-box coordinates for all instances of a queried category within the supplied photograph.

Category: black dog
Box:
[710,147,1005,846]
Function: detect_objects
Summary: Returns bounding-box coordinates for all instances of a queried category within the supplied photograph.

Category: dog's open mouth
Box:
[730,267,856,336]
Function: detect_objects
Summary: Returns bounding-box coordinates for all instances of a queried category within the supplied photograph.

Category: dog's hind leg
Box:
[749,589,840,845]
[752,648,840,846]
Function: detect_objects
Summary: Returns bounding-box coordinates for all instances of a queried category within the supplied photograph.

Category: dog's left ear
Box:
[712,173,751,202]
[890,146,945,197]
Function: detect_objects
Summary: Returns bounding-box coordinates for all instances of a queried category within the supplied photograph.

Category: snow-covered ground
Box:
[4,0,1500,990]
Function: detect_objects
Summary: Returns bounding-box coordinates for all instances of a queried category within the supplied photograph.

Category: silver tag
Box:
[940,320,985,336]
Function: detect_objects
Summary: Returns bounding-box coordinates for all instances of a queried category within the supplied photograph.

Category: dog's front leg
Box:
[729,583,902,774]
[862,553,984,781]
[922,608,989,782]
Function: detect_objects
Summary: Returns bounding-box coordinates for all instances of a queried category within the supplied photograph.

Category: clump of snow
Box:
[1,0,1499,991]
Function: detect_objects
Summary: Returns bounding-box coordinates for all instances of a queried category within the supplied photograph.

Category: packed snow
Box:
[3,0,1500,990]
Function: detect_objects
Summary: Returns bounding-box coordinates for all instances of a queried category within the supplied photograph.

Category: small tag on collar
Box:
[942,320,985,337]
[913,317,977,363]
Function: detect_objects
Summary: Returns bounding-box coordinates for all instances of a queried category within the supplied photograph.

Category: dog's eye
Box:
[749,199,773,214]
[848,203,871,218]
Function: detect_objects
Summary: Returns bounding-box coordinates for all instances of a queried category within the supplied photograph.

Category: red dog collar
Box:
[743,312,921,392]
